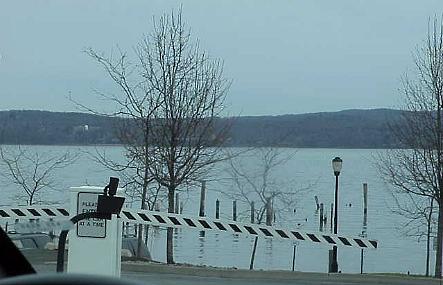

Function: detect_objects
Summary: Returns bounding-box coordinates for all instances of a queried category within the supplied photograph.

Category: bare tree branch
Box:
[223,147,311,226]
[0,146,77,205]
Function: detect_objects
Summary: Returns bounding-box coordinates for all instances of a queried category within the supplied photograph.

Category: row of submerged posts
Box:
[121,175,371,273]
[197,181,371,272]
[125,180,274,269]
[315,184,368,234]
[126,180,258,222]
[315,182,369,274]
[122,180,244,239]
[195,180,273,271]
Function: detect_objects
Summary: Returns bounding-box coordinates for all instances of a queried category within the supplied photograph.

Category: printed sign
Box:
[77,192,106,238]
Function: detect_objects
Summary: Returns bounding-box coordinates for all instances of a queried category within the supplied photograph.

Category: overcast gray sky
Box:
[1,0,443,116]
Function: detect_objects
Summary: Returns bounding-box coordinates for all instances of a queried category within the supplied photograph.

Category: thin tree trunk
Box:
[166,186,175,264]
[144,225,149,245]
[137,171,149,258]
[29,193,34,206]
[436,99,443,278]
[137,224,144,258]
[426,222,431,277]
[426,200,434,277]
[435,203,443,278]
[266,201,272,226]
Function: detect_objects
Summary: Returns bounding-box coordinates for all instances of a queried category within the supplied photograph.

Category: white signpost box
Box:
[67,186,123,276]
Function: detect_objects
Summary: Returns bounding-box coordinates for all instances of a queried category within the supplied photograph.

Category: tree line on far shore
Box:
[0,108,400,148]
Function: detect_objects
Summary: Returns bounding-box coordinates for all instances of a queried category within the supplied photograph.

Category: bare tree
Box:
[84,9,230,264]
[391,192,435,276]
[141,11,231,264]
[377,17,443,277]
[0,146,77,206]
[224,147,308,226]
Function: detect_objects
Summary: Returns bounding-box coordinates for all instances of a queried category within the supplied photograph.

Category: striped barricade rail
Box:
[0,207,70,220]
[0,206,378,249]
[119,208,378,250]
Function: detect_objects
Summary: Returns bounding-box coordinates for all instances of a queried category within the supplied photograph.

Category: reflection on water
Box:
[214,233,220,265]
[232,234,239,255]
[264,239,274,269]
[198,231,205,262]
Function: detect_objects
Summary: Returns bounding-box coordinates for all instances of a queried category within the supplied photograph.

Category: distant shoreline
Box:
[0,109,402,148]
[0,144,399,150]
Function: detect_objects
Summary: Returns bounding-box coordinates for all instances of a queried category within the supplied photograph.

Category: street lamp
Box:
[331,156,342,273]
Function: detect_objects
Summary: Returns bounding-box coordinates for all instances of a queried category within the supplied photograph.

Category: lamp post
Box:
[331,157,342,273]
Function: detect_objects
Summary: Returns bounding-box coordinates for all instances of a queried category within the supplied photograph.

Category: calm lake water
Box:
[0,146,432,274]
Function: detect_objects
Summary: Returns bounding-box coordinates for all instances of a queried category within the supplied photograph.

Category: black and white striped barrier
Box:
[0,206,378,249]
[120,209,378,249]
[0,207,70,220]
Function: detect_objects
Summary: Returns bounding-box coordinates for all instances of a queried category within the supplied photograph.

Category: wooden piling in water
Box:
[233,200,237,221]
[199,180,206,217]
[363,183,368,230]
[314,195,320,211]
[273,209,276,223]
[215,199,220,219]
[361,183,368,274]
[250,202,255,224]
[319,203,324,232]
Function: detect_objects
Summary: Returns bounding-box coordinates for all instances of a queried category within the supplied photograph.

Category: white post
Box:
[67,186,123,276]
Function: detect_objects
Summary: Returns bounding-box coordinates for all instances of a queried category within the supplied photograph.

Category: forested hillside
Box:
[0,109,401,148]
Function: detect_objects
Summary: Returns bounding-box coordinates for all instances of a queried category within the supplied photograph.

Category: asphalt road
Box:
[122,271,441,285]
[124,272,300,285]
[31,261,441,285]
[22,250,441,285]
